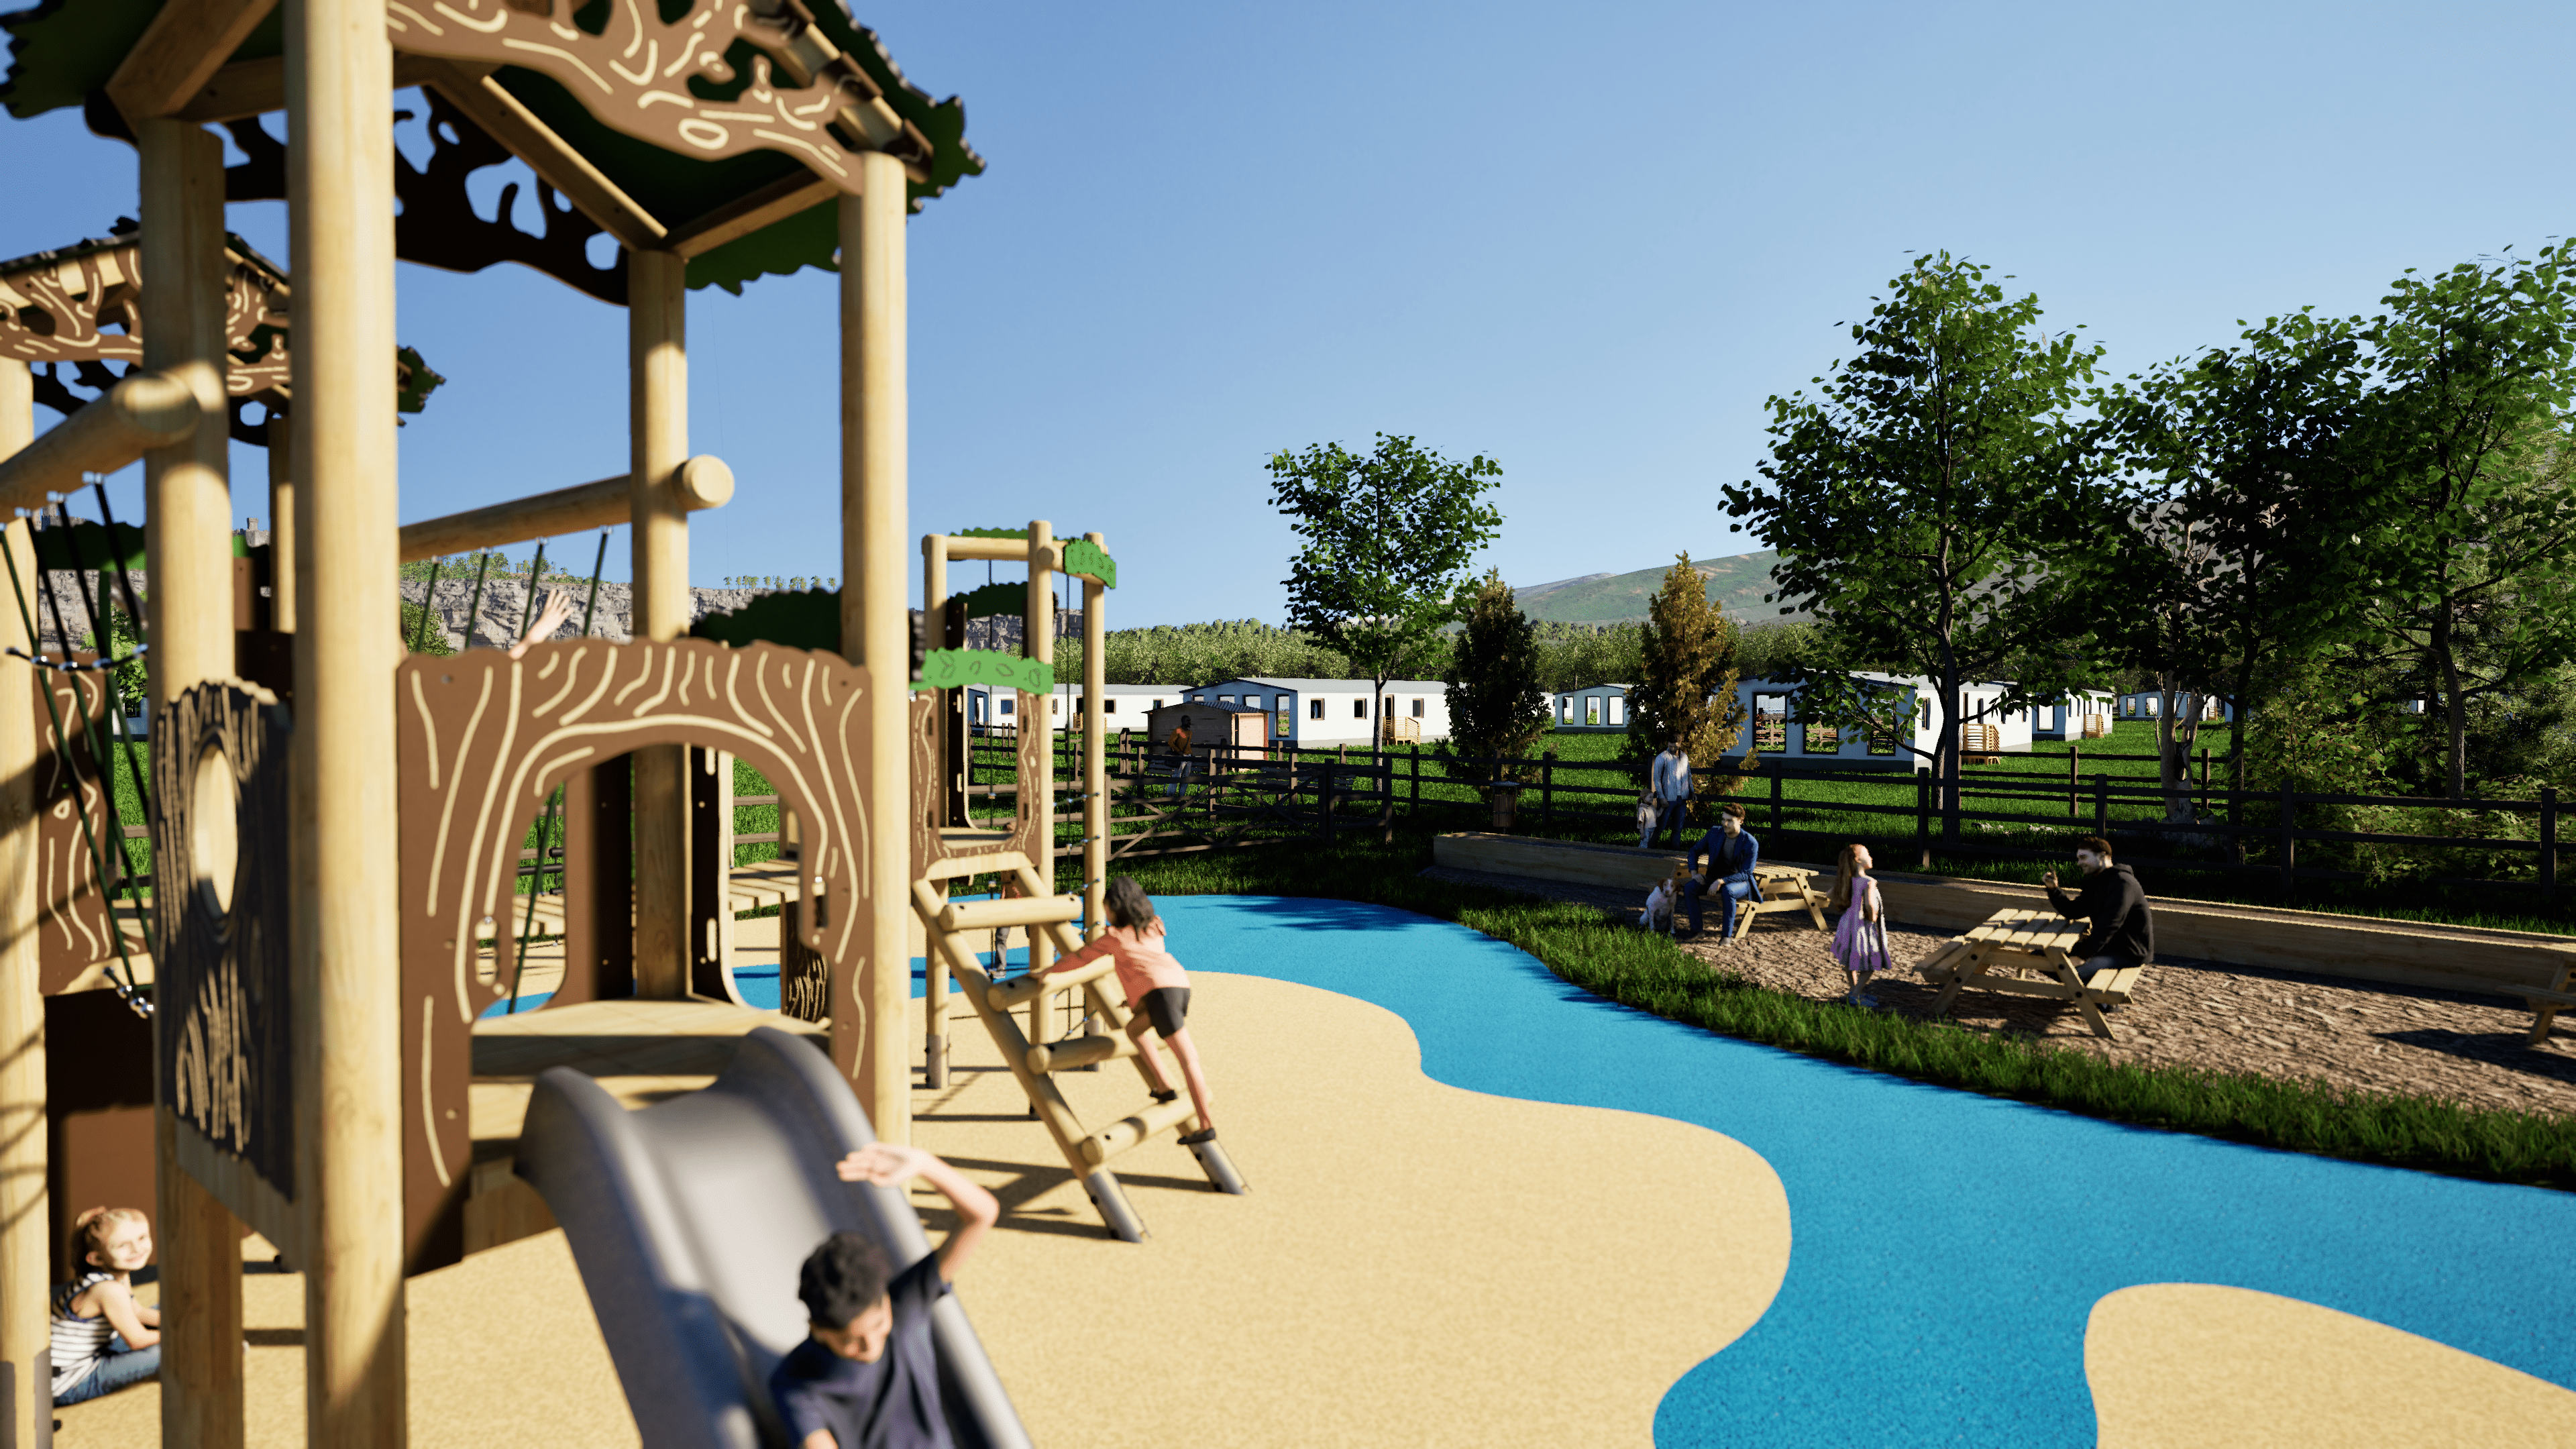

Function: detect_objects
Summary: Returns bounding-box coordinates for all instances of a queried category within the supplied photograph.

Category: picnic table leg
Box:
[1929,952,1978,1018]
[2058,952,2114,1038]
[2528,1003,2559,1049]
[1803,890,1828,930]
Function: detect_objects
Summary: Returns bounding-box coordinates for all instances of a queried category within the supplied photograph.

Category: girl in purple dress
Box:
[1829,843,1892,1008]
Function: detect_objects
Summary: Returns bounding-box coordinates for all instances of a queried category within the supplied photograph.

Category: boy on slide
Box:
[1039,876,1221,1144]
[771,1143,1001,1449]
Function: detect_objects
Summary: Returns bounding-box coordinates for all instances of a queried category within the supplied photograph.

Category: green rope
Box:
[506,533,608,1014]
[462,550,493,649]
[0,520,149,1016]
[56,502,148,885]
[409,556,445,653]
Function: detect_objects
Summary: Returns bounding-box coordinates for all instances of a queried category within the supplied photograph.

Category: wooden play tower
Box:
[0,0,981,1441]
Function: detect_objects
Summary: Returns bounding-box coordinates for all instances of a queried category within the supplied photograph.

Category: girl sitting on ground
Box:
[1829,843,1893,1009]
[52,1206,161,1406]
[1040,877,1220,1144]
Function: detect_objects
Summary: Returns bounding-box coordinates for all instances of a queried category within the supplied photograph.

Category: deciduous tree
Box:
[1722,252,2111,839]
[1271,432,1503,745]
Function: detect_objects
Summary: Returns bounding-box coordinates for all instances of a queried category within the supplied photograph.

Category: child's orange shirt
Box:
[1051,922,1189,1005]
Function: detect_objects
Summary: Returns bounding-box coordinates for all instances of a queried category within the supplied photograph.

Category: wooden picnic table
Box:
[1913,906,2145,1039]
[2525,951,2576,1048]
[1714,862,1831,941]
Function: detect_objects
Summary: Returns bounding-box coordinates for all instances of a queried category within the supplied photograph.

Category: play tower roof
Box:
[0,0,984,299]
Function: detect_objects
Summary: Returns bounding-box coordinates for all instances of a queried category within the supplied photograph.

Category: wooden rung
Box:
[987,956,1114,1011]
[920,851,1036,885]
[1079,1095,1202,1167]
[1026,1032,1135,1074]
[940,894,1084,934]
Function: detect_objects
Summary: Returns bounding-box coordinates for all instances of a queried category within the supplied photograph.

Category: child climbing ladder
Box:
[910,853,1246,1242]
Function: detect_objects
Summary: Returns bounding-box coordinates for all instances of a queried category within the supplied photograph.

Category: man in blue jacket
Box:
[1681,801,1761,938]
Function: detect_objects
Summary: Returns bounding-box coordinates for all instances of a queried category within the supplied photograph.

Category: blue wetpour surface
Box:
[1140,894,2576,1446]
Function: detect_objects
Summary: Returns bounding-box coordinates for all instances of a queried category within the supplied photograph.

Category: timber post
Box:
[0,369,44,1449]
[140,107,248,1449]
[842,150,912,1144]
[629,247,690,999]
[2542,786,2559,901]
[285,0,409,1430]
[1082,533,1107,942]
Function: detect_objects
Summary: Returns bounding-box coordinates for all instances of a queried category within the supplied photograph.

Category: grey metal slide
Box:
[518,1026,1033,1449]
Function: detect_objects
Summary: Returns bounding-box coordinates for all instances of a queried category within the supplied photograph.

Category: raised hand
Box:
[835,1142,932,1187]
[508,590,581,659]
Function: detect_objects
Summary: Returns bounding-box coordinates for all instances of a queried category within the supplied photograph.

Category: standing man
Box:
[1649,739,1693,849]
[2043,835,2153,989]
[1163,714,1194,800]
[1682,801,1762,940]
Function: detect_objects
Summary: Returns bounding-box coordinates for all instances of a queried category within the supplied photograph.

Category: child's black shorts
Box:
[1139,986,1190,1037]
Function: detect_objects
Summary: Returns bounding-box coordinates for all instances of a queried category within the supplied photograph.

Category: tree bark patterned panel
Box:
[396,637,874,1271]
[146,680,294,1203]
[385,0,932,193]
[34,665,130,995]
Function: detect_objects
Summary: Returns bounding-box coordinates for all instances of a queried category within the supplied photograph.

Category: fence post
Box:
[1322,761,1335,846]
[2197,745,2210,819]
[2093,773,2108,840]
[2542,785,2558,901]
[1770,769,1783,835]
[1542,749,1555,830]
[1410,745,1420,814]
[2067,743,2078,819]
[1380,758,1395,846]
[1915,767,1931,869]
[2278,784,2296,902]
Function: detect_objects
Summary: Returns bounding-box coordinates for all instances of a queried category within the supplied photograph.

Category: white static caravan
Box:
[2118,690,2235,725]
[1725,675,2036,769]
[963,682,1175,734]
[1180,676,1452,748]
[2033,690,2118,740]
[1552,684,1631,732]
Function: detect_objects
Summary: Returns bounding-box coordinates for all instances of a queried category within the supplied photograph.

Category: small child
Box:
[1829,843,1892,1008]
[771,1143,1002,1449]
[1040,876,1220,1144]
[1634,790,1659,848]
[52,1206,161,1406]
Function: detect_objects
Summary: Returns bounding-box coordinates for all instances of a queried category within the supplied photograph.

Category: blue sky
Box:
[4,0,2571,625]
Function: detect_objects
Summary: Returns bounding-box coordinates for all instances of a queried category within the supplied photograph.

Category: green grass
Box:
[1112,827,2576,1194]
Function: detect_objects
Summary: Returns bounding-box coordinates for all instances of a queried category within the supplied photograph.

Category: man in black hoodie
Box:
[2043,835,2152,979]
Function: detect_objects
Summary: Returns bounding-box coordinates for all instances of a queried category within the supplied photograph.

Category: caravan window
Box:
[1411,698,1424,718]
[1586,698,1601,726]
[1352,699,1367,719]
[1309,699,1325,720]
[1000,697,1014,716]
[1606,696,1622,726]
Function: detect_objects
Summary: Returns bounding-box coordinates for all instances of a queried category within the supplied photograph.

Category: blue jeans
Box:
[1651,799,1689,849]
[1683,877,1758,936]
[54,1333,160,1405]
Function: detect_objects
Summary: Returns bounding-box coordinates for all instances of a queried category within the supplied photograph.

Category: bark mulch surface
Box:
[1419,865,2576,1119]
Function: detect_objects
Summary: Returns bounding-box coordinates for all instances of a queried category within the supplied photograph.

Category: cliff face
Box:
[25,569,1077,657]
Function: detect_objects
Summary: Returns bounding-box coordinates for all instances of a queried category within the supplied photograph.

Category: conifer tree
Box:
[1622,555,1748,798]
[1437,570,1549,788]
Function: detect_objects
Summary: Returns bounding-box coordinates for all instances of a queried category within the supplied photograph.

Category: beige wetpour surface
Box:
[2087,1284,2576,1448]
[55,971,1792,1446]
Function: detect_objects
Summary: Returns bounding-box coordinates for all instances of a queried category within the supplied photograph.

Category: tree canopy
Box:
[1271,432,1503,743]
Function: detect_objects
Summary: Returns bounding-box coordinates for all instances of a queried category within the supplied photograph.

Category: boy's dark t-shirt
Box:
[769,1256,952,1449]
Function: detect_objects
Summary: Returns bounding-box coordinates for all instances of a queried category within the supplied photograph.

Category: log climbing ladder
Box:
[911,850,1246,1242]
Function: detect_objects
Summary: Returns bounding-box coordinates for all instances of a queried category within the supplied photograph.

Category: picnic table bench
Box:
[1913,906,2143,1039]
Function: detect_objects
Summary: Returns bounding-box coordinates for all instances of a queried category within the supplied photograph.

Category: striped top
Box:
[50,1272,115,1395]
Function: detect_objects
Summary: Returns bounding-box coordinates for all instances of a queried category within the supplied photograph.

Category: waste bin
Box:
[1489,780,1521,831]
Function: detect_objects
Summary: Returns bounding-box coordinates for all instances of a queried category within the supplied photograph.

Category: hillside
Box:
[1514,549,1807,625]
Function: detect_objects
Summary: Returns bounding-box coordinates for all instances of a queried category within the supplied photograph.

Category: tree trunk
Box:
[2157,678,2198,824]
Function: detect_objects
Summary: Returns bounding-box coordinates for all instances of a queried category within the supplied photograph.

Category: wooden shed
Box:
[1141,701,1270,768]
